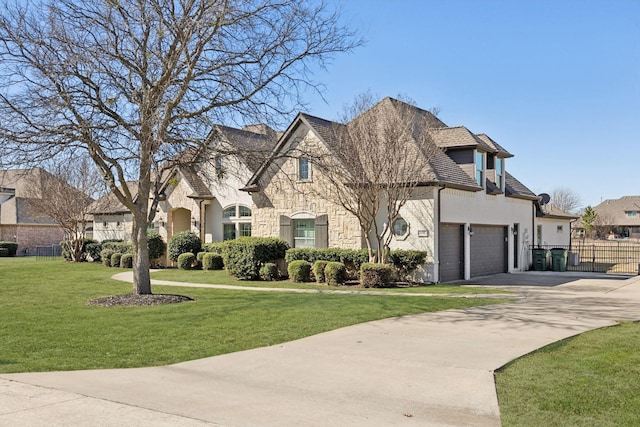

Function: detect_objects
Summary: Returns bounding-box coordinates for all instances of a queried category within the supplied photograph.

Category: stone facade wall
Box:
[251,127,362,249]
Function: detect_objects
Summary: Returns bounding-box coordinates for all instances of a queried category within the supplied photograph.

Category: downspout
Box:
[437,185,446,283]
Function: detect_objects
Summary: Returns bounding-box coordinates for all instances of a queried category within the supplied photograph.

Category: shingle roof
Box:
[537,204,579,219]
[87,182,138,214]
[177,166,213,200]
[216,125,278,173]
[431,127,494,152]
[475,134,513,158]
[593,196,640,226]
[505,172,538,200]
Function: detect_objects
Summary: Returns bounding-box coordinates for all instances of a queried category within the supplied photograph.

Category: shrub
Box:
[178,252,195,270]
[110,252,123,268]
[202,242,225,254]
[0,241,18,256]
[147,230,166,260]
[101,249,115,267]
[259,263,279,281]
[168,231,201,262]
[202,252,224,271]
[360,263,394,288]
[0,248,8,257]
[288,260,311,282]
[102,241,132,254]
[120,253,133,268]
[313,260,329,283]
[324,262,346,286]
[285,248,370,273]
[86,242,103,262]
[223,237,289,280]
[388,250,427,277]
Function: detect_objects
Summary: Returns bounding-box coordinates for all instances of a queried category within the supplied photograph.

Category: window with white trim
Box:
[221,204,252,240]
[293,219,315,248]
[475,151,485,187]
[495,157,504,190]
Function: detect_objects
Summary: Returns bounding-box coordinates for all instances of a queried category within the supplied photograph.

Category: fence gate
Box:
[35,245,62,260]
[530,242,640,274]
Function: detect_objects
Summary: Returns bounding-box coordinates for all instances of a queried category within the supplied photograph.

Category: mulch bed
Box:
[88,293,194,307]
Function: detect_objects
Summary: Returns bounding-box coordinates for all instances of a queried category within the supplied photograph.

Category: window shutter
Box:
[279,215,292,246]
[315,214,328,248]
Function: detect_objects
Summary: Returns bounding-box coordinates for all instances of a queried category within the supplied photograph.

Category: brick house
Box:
[0,168,66,255]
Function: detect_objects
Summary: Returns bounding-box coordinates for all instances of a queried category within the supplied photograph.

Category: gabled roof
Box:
[431,126,494,152]
[87,181,138,214]
[593,196,640,226]
[215,124,278,173]
[176,166,214,200]
[475,134,513,158]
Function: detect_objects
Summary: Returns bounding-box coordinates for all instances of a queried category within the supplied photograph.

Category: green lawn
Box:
[150,268,507,294]
[496,321,640,426]
[0,257,508,373]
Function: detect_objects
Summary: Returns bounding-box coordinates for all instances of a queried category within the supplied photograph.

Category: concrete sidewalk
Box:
[2,274,640,426]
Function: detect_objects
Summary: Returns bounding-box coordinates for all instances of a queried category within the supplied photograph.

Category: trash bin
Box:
[532,248,547,271]
[550,248,568,272]
[568,252,580,267]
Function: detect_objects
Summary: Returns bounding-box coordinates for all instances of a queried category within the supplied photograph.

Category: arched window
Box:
[222,204,252,240]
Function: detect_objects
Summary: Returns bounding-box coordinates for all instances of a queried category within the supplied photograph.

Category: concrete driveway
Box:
[2,273,640,426]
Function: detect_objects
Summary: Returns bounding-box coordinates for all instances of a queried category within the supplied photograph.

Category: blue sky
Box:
[299,0,639,210]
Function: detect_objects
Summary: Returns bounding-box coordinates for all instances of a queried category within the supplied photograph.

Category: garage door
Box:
[470,225,507,278]
[440,223,463,282]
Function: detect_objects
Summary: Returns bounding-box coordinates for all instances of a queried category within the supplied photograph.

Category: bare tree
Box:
[311,94,442,263]
[23,159,102,261]
[0,0,360,294]
[550,187,581,213]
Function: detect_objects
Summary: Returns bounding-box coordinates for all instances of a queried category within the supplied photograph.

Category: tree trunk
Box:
[131,213,152,295]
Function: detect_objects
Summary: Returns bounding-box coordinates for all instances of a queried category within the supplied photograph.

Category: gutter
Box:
[437,185,446,283]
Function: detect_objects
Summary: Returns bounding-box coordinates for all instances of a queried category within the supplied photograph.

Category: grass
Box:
[0,257,509,373]
[150,268,507,294]
[495,321,640,426]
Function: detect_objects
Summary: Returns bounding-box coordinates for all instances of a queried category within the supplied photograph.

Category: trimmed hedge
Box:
[223,237,289,280]
[168,231,201,262]
[388,250,427,277]
[202,242,225,254]
[259,263,279,281]
[288,260,311,282]
[102,241,132,254]
[0,241,18,257]
[285,248,369,271]
[101,249,115,267]
[0,248,8,257]
[360,263,394,288]
[110,252,123,268]
[324,262,346,286]
[202,252,224,271]
[313,260,328,283]
[120,253,133,268]
[178,252,195,270]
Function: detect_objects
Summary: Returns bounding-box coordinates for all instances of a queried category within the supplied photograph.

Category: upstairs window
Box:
[626,211,639,217]
[475,152,485,186]
[298,158,310,181]
[495,158,504,190]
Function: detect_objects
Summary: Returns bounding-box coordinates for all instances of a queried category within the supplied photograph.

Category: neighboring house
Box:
[243,97,568,282]
[535,204,579,247]
[88,124,277,250]
[0,168,66,254]
[589,196,640,239]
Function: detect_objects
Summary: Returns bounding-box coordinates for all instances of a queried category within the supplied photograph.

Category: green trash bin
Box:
[532,248,547,271]
[550,248,568,272]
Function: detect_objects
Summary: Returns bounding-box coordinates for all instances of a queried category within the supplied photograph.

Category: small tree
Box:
[22,161,101,261]
[311,94,441,263]
[581,206,597,239]
[550,187,581,214]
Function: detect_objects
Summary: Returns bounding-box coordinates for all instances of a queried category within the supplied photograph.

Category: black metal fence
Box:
[35,245,63,260]
[530,242,640,274]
